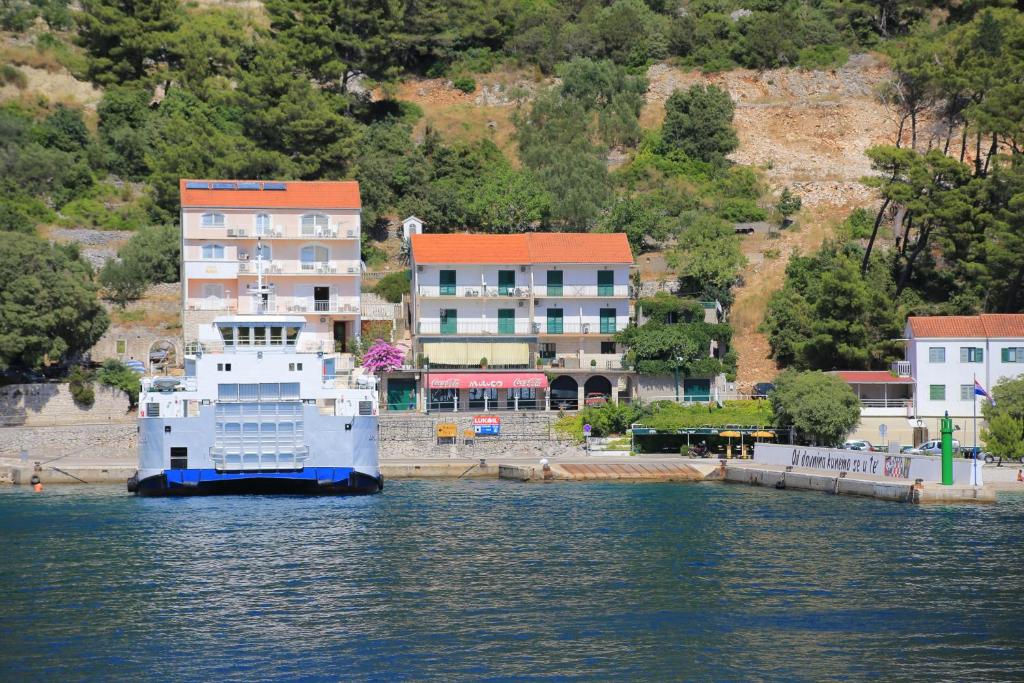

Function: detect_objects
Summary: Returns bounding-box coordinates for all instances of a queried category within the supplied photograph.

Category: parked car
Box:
[961,446,994,462]
[916,439,961,456]
[899,445,918,454]
[843,440,878,451]
[584,392,609,407]
[753,382,774,399]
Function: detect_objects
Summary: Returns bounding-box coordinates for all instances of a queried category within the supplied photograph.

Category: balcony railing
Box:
[859,398,913,408]
[418,320,534,335]
[418,285,532,298]
[891,360,912,376]
[238,260,361,276]
[537,284,629,297]
[219,227,359,240]
[187,299,237,312]
[537,321,621,335]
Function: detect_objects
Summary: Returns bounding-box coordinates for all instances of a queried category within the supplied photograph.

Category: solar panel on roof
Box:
[211,182,236,190]
[237,181,260,190]
[184,181,209,189]
[263,182,287,190]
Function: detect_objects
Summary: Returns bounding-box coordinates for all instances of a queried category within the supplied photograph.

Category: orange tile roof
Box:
[411,232,633,265]
[180,179,361,209]
[908,314,1024,338]
[834,371,913,384]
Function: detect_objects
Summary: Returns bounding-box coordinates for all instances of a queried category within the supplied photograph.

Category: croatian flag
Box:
[975,379,995,405]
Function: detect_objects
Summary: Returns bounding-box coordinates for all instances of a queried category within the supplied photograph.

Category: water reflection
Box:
[1,482,1022,680]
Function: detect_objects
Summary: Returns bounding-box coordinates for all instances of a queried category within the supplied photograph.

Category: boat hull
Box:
[133,467,382,497]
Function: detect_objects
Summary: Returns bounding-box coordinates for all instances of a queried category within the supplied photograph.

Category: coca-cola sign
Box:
[426,372,549,389]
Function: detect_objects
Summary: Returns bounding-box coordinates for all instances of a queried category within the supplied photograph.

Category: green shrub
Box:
[797,45,849,71]
[97,359,140,407]
[372,270,410,303]
[68,366,95,407]
[717,197,767,222]
[452,76,477,94]
[841,208,874,239]
[99,258,147,306]
[642,400,773,430]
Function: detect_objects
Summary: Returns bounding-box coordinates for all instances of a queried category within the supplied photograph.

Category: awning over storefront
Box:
[422,342,529,366]
[426,373,548,390]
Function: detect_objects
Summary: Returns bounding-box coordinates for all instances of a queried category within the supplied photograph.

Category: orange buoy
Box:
[30,474,42,492]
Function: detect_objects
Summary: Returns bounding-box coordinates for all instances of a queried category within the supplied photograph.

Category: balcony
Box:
[418,285,532,298]
[215,227,359,240]
[238,259,361,276]
[237,295,359,315]
[891,360,912,376]
[417,320,534,335]
[537,284,630,298]
[186,299,237,312]
[537,321,621,335]
[542,353,625,370]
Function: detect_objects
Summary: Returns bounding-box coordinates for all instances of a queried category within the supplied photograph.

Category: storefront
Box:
[424,372,549,412]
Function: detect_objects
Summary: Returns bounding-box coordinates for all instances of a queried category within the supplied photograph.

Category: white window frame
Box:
[301,214,329,236]
[254,243,272,261]
[300,244,329,270]
[201,212,226,228]
[960,384,974,400]
[201,243,225,259]
[928,347,945,363]
[255,213,272,235]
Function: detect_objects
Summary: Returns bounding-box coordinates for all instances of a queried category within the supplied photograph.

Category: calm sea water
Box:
[1,481,1022,681]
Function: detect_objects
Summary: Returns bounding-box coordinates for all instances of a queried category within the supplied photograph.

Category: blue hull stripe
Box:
[164,467,355,486]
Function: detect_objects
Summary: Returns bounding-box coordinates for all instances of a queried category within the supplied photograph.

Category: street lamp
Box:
[674,356,683,402]
[424,360,430,415]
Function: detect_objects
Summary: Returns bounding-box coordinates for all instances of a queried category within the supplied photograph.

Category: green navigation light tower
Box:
[940,411,954,486]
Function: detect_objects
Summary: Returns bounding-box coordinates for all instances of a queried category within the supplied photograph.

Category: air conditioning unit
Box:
[238,229,246,236]
[520,266,527,272]
[518,300,525,307]
[582,323,591,334]
[346,229,355,237]
[346,266,354,273]
[227,228,236,236]
[417,265,424,272]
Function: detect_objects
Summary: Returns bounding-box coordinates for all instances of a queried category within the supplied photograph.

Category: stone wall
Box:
[90,325,182,368]
[0,383,133,427]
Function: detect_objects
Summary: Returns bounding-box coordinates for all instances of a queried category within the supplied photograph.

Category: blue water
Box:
[1,481,1022,681]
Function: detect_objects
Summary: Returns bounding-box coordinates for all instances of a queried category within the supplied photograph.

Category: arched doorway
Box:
[584,375,612,406]
[550,375,579,410]
[149,339,177,370]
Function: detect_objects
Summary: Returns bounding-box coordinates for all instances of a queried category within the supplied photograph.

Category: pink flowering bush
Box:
[361,339,405,374]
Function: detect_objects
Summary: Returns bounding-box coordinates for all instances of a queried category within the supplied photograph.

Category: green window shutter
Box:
[977,348,983,362]
[440,309,457,334]
[439,270,456,295]
[547,308,563,334]
[929,384,945,401]
[547,270,562,296]
[600,308,617,334]
[1002,348,1010,362]
[498,308,515,334]
[597,270,614,296]
[498,270,515,295]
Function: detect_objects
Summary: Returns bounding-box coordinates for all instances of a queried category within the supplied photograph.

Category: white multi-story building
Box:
[907,314,1024,419]
[838,313,1024,444]
[402,232,635,411]
[179,179,362,353]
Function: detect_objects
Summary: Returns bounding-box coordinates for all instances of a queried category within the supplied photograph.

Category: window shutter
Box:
[960,348,968,363]
[1002,348,1010,362]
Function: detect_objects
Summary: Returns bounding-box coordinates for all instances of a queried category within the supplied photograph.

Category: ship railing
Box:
[209,445,310,471]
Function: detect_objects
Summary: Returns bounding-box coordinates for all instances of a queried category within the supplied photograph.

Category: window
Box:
[254,243,271,260]
[270,326,283,346]
[201,243,224,259]
[439,270,456,296]
[238,384,259,401]
[928,347,945,363]
[601,341,616,354]
[600,308,617,334]
[498,308,515,334]
[301,214,328,236]
[201,212,225,228]
[216,363,232,372]
[1001,347,1024,362]
[547,308,563,334]
[960,384,974,400]
[220,326,234,346]
[440,309,457,335]
[285,327,299,346]
[255,213,271,235]
[300,245,329,269]
[929,384,946,401]
[253,327,268,346]
[598,270,614,296]
[236,326,251,346]
[546,270,562,296]
[146,402,160,417]
[116,339,127,355]
[170,447,187,470]
[960,347,984,363]
[539,343,556,359]
[287,362,303,371]
[498,270,515,295]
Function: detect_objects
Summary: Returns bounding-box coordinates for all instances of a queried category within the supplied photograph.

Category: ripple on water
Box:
[0,482,1022,681]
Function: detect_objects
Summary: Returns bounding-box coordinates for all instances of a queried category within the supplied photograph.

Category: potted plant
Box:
[479,357,488,368]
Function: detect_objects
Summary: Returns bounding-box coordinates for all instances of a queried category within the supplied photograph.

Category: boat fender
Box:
[30,474,42,492]
[775,472,786,490]
[127,473,139,493]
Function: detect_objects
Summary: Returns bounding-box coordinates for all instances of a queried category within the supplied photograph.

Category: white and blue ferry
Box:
[128,311,381,496]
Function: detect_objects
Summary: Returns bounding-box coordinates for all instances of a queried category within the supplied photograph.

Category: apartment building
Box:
[179,179,362,352]
[837,313,1024,445]
[395,232,634,411]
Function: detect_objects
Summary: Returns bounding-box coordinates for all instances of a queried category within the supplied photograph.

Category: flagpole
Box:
[973,373,978,486]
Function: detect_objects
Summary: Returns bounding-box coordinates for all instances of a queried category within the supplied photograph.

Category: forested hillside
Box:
[1,0,1022,379]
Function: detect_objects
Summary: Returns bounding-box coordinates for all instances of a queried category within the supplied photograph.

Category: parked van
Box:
[915,439,960,455]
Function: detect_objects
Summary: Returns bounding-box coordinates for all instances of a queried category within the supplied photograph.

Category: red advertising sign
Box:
[473,415,501,426]
[426,373,548,389]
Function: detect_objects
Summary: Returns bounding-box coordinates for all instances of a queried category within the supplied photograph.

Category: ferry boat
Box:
[128,261,381,496]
